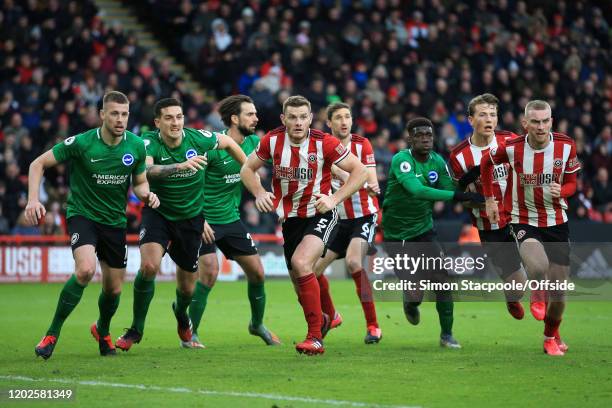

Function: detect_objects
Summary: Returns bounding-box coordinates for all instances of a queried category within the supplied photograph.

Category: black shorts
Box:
[383,229,451,299]
[327,214,377,259]
[139,207,204,272]
[67,215,127,268]
[384,230,450,278]
[282,209,339,270]
[478,225,522,279]
[510,223,571,266]
[198,220,258,260]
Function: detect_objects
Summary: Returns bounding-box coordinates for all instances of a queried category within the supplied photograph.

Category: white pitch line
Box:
[0,375,420,408]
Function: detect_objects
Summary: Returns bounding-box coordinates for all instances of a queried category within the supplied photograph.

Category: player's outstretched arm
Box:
[316,154,367,213]
[132,171,160,208]
[217,134,247,165]
[241,153,275,212]
[25,149,58,225]
[145,155,207,179]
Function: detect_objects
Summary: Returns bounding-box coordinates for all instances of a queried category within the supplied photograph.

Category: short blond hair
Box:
[524,100,551,117]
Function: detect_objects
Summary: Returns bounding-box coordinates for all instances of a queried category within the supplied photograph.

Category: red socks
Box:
[352,269,378,328]
[317,275,336,318]
[297,274,322,339]
[544,315,561,337]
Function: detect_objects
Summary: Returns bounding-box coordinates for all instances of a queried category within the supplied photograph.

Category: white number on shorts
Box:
[361,223,370,238]
[246,233,255,247]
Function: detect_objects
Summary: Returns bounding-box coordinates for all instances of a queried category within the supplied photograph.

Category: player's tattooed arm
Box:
[145,155,207,179]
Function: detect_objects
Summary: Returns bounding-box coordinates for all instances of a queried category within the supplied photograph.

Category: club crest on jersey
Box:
[122,153,134,166]
[490,147,497,156]
[308,153,317,163]
[186,149,197,159]
[428,171,439,183]
[71,233,79,245]
[553,159,563,169]
[400,161,411,173]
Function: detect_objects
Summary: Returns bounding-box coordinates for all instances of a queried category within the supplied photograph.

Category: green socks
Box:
[131,270,155,334]
[189,281,212,334]
[97,290,120,337]
[248,281,266,327]
[174,287,193,318]
[436,300,454,336]
[188,281,266,334]
[47,274,86,337]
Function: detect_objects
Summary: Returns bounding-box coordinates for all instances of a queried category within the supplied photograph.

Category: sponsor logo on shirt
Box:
[92,174,130,185]
[274,165,313,181]
[519,173,560,186]
[492,164,508,181]
[223,174,241,184]
[122,153,134,166]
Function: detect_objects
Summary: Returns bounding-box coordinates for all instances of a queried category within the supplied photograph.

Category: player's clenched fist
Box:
[255,191,275,212]
[485,198,499,224]
[178,155,207,172]
[550,182,561,198]
[313,193,337,214]
[25,200,46,226]
[146,192,160,208]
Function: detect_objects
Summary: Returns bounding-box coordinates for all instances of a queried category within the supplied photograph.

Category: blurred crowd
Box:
[0,0,611,236]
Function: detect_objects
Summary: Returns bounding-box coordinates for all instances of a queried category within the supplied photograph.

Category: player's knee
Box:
[140,260,160,279]
[75,262,96,283]
[198,257,218,281]
[247,266,265,283]
[526,258,549,277]
[177,281,195,296]
[105,286,122,297]
[291,256,311,275]
[346,257,362,274]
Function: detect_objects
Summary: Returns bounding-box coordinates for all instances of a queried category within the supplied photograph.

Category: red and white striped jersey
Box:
[255,127,349,220]
[449,131,516,230]
[331,134,379,220]
[489,132,580,227]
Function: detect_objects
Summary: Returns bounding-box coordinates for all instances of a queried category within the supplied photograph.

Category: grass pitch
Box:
[1,280,611,407]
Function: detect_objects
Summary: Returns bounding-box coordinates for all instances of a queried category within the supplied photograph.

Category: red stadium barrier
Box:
[0,234,284,283]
